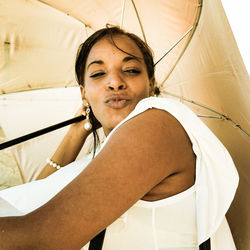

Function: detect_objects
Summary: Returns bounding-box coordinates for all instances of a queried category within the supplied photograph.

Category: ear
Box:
[80,85,87,101]
[80,86,91,109]
[149,77,156,96]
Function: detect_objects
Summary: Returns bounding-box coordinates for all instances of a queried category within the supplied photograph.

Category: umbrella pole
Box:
[0,115,85,150]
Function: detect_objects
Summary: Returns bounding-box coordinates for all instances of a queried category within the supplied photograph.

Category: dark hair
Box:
[75,25,155,156]
[75,25,155,86]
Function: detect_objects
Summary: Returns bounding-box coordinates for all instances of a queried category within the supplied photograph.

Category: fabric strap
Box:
[88,229,106,250]
[199,238,211,250]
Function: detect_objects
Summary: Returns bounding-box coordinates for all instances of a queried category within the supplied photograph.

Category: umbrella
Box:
[0,0,249,249]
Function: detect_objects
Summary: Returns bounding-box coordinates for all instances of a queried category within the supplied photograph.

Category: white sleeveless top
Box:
[0,97,239,249]
[98,186,197,250]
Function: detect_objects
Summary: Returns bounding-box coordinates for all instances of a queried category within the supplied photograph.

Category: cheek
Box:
[84,89,104,119]
[84,85,100,106]
[86,96,101,113]
[136,80,151,97]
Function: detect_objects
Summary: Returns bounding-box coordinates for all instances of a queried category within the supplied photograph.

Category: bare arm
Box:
[0,109,195,249]
[37,110,92,180]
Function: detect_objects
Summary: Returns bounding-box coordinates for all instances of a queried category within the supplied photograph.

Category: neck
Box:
[103,127,112,137]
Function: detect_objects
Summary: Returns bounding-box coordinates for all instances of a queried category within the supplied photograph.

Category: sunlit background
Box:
[221,0,250,75]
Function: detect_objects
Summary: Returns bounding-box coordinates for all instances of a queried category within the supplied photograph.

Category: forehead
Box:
[86,35,143,61]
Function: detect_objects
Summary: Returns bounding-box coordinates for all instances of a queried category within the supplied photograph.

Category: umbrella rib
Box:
[154,26,194,67]
[120,0,126,28]
[162,90,250,139]
[84,24,89,38]
[197,115,224,119]
[38,0,95,31]
[130,0,147,43]
[159,0,203,88]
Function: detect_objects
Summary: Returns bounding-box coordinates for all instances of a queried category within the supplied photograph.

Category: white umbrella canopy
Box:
[0,0,200,176]
[0,0,199,93]
[0,0,249,249]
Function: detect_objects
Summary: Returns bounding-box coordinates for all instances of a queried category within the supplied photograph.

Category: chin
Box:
[106,115,127,129]
[100,108,134,134]
[110,118,125,128]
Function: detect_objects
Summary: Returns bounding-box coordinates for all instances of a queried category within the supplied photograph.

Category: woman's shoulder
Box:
[103,96,198,147]
[103,97,193,144]
[136,96,193,112]
[128,96,199,129]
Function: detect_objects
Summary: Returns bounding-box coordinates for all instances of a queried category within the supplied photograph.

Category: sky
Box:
[221,0,250,75]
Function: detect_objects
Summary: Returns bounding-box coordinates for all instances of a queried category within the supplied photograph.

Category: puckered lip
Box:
[104,94,130,103]
[104,94,131,109]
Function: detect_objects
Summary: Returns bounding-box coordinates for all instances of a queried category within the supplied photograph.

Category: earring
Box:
[83,103,92,131]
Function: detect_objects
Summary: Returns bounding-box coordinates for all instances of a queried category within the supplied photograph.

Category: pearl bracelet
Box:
[46,158,61,170]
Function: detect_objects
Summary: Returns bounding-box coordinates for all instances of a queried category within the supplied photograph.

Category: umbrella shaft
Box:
[0,115,85,150]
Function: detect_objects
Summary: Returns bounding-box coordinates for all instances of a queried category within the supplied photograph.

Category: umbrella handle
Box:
[0,115,85,150]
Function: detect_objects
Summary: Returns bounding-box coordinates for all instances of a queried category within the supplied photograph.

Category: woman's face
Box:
[81,35,154,136]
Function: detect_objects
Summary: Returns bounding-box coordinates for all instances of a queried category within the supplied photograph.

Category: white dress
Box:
[0,97,239,250]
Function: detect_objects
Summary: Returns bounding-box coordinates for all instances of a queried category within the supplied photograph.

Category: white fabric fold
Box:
[0,155,92,216]
[100,97,239,245]
[0,97,239,247]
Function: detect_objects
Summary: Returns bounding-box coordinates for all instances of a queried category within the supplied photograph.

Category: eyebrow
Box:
[87,56,143,70]
[123,56,143,63]
[87,60,104,70]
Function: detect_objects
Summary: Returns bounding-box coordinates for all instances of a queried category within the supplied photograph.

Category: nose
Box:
[106,73,127,91]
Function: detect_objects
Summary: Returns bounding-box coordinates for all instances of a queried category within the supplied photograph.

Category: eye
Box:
[90,71,105,78]
[124,68,141,74]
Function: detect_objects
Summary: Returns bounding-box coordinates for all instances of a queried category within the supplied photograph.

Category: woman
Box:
[0,26,238,249]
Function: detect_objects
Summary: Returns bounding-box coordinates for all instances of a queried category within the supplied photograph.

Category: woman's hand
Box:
[37,105,94,180]
[72,103,102,132]
[70,105,91,133]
